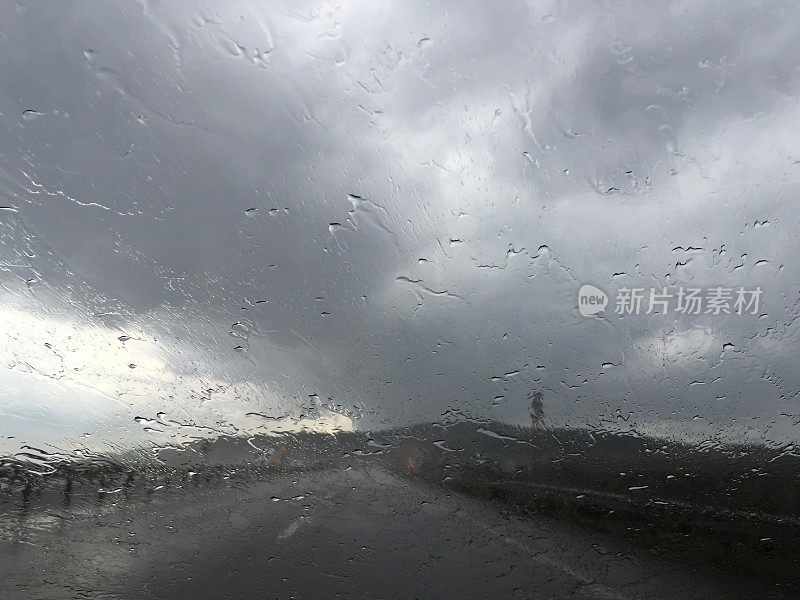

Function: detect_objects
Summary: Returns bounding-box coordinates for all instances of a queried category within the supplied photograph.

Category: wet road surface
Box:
[0,464,789,600]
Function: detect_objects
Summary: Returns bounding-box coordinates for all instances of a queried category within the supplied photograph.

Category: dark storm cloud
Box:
[1,0,799,452]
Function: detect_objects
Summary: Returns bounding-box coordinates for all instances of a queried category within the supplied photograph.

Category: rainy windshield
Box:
[1,2,799,599]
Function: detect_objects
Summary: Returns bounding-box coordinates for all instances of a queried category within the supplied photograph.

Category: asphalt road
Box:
[0,464,789,599]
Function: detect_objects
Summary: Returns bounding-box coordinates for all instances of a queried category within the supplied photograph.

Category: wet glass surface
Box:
[1,1,800,598]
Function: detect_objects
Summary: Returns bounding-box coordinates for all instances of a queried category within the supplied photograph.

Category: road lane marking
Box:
[473,521,628,600]
[278,517,303,540]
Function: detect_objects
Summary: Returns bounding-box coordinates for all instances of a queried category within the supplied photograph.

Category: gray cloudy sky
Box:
[1,0,799,457]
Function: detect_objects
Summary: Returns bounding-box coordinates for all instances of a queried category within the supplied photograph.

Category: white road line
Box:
[277,517,303,541]
[473,521,628,600]
[361,463,629,599]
